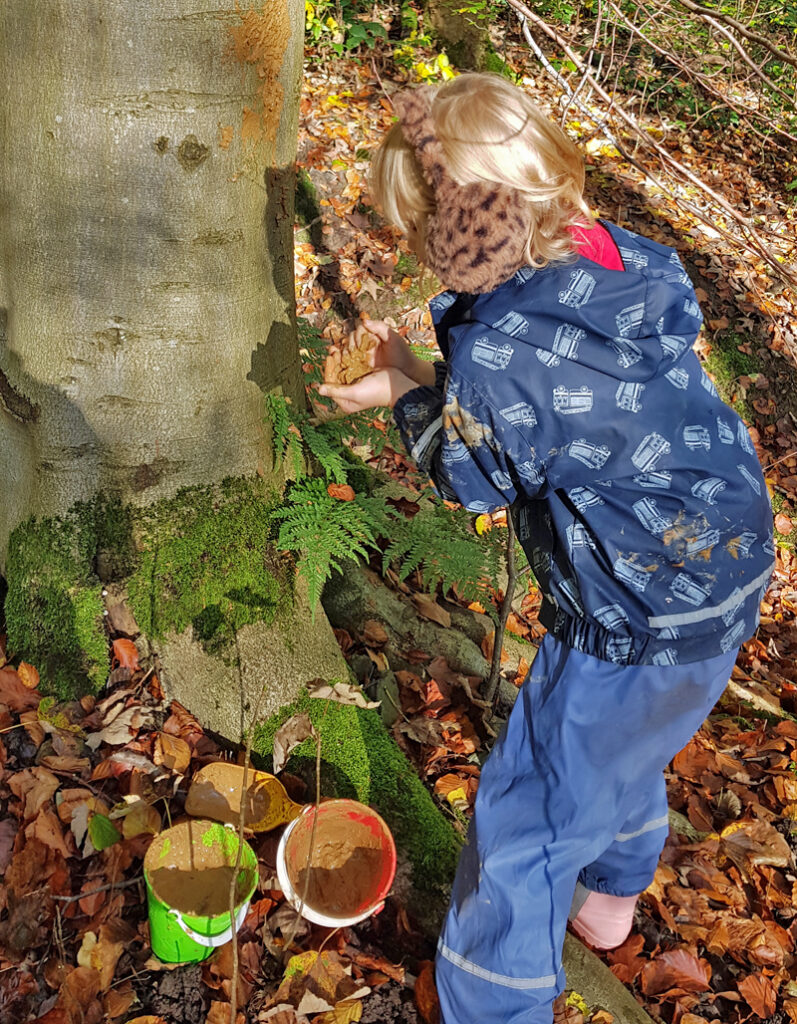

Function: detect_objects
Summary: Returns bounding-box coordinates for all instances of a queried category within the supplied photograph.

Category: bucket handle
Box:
[168,899,250,948]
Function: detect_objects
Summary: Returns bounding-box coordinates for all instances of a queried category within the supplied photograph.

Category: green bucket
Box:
[144,818,258,963]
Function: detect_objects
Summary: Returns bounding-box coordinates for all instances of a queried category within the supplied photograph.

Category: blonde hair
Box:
[370,73,593,269]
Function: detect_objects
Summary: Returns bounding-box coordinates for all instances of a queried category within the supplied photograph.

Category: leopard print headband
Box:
[392,87,533,294]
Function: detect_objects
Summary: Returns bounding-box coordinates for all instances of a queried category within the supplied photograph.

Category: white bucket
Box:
[276,799,396,928]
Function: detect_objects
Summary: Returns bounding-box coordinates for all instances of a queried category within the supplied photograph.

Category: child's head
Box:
[370,73,592,289]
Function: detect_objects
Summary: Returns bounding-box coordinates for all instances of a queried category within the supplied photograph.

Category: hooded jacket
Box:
[393,222,774,666]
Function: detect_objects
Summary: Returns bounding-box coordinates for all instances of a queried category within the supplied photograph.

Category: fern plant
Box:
[272,478,389,609]
[383,496,504,611]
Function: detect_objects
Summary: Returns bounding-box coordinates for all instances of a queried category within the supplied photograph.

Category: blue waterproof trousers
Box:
[436,634,737,1024]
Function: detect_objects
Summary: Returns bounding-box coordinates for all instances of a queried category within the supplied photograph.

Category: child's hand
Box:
[360,319,413,375]
[361,318,437,387]
[318,368,417,413]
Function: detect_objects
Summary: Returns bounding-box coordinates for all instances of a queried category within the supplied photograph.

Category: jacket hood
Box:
[462,223,703,384]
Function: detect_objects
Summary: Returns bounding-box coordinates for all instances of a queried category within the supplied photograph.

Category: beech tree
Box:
[0,1,346,727]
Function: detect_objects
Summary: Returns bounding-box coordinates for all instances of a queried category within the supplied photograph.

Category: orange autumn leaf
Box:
[775,513,793,535]
[112,639,139,671]
[17,662,40,690]
[737,972,778,1018]
[327,483,356,502]
[414,960,440,1024]
[640,949,711,995]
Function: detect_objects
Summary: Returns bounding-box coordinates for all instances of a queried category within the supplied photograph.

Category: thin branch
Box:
[485,514,517,706]
[506,0,796,286]
[671,0,797,67]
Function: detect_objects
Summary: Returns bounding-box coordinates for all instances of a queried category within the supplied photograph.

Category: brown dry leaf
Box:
[25,808,74,859]
[205,1002,245,1024]
[589,1013,614,1024]
[273,713,316,774]
[110,796,162,839]
[639,949,711,995]
[679,1016,710,1024]
[20,708,46,747]
[414,960,440,1024]
[327,483,356,502]
[324,326,377,385]
[123,1018,169,1024]
[57,965,102,1021]
[104,981,137,1020]
[76,921,131,992]
[153,732,191,775]
[306,680,379,710]
[0,666,41,712]
[607,933,646,985]
[738,972,778,1018]
[783,997,797,1023]
[17,661,40,689]
[8,766,60,821]
[434,773,466,799]
[411,594,451,628]
[719,819,791,875]
[362,620,388,647]
[365,647,390,673]
[397,716,445,746]
[775,513,793,535]
[0,817,17,872]
[86,704,155,750]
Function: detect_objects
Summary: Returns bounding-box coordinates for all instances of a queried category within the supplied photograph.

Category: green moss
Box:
[254,694,463,890]
[127,479,291,655]
[4,478,293,697]
[702,330,759,421]
[5,507,107,697]
[481,46,517,79]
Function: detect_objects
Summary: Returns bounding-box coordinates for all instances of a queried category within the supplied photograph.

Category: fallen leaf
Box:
[273,713,317,774]
[411,594,451,628]
[361,620,388,646]
[205,1003,245,1024]
[315,1000,362,1024]
[87,812,122,851]
[306,680,379,710]
[397,716,445,746]
[25,808,73,859]
[414,960,440,1024]
[109,795,162,839]
[0,666,41,712]
[640,948,711,995]
[112,637,140,670]
[719,819,791,876]
[17,661,40,689]
[153,732,191,775]
[738,972,778,1018]
[590,1013,614,1024]
[8,766,60,821]
[775,513,793,535]
[0,817,17,871]
[327,483,356,501]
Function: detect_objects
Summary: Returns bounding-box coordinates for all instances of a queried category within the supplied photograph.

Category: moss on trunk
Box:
[3,478,292,697]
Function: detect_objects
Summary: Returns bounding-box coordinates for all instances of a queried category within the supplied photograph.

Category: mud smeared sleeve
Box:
[393,364,540,513]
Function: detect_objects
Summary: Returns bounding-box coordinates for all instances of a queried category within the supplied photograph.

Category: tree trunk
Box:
[0,0,304,561]
[0,1,350,719]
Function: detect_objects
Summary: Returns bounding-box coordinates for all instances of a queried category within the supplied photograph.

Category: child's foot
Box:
[570,890,638,950]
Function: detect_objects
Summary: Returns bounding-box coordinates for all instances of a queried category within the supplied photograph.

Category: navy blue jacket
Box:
[393,222,774,666]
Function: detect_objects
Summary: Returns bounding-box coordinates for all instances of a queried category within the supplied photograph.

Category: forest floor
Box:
[2,25,797,1024]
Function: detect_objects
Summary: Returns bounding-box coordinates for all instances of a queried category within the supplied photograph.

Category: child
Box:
[319,73,774,1024]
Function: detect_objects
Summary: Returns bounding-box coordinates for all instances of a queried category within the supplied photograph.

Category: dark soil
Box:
[360,979,420,1023]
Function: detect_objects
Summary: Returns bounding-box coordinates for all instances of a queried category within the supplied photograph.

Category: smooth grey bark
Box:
[0,0,305,566]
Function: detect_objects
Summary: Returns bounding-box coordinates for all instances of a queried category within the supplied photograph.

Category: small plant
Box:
[305,0,387,56]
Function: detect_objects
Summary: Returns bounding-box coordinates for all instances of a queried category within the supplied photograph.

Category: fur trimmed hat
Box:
[392,87,533,294]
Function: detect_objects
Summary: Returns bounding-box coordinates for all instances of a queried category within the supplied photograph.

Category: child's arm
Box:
[357,318,437,387]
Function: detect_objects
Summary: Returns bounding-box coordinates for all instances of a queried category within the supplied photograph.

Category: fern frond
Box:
[302,421,349,485]
[272,479,386,608]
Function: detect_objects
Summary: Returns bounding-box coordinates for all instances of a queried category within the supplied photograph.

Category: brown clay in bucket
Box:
[285,804,391,919]
[145,819,253,918]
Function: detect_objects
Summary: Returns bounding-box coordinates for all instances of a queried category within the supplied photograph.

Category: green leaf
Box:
[88,812,122,851]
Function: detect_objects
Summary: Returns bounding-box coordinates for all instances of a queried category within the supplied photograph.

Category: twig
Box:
[281,700,331,960]
[485,514,517,707]
[52,877,142,903]
[670,0,797,67]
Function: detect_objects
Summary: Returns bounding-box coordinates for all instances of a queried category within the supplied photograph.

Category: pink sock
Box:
[570,890,638,950]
